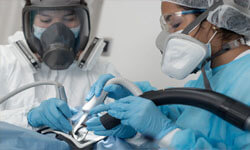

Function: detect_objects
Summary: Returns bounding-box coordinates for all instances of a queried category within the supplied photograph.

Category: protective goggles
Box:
[160,9,206,33]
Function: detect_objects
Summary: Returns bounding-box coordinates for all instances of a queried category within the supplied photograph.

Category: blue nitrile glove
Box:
[90,96,176,139]
[86,74,157,101]
[85,74,117,101]
[27,98,73,132]
[86,116,137,139]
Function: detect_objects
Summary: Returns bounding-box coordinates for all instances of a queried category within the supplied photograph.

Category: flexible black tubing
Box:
[100,88,250,131]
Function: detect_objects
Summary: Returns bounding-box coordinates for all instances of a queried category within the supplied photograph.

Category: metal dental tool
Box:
[71,77,143,141]
[0,81,108,149]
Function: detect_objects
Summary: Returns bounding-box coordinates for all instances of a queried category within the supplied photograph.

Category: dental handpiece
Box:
[72,91,107,141]
[71,77,143,141]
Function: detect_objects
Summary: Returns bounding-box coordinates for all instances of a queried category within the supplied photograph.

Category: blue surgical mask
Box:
[33,25,46,39]
[33,25,80,39]
[197,31,218,71]
[71,26,81,38]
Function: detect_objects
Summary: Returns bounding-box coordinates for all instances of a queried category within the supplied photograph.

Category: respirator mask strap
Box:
[201,63,212,90]
[201,48,228,90]
[77,37,106,71]
[200,30,218,90]
[182,0,224,35]
[181,0,224,90]
[201,37,246,90]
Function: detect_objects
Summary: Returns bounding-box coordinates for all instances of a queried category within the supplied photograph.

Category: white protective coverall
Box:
[0,31,119,129]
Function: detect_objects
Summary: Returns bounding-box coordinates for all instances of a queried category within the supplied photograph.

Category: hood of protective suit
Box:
[8,31,26,45]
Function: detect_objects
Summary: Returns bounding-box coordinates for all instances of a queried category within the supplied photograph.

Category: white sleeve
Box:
[102,60,120,77]
[90,59,120,78]
[0,100,40,130]
[124,129,181,148]
[158,128,181,148]
[125,133,149,146]
[0,49,42,124]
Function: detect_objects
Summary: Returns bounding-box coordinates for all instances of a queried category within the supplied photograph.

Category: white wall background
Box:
[98,0,199,88]
[0,0,199,89]
[0,0,23,44]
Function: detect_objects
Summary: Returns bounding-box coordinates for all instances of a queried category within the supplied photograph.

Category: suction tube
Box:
[100,86,250,131]
[0,81,67,104]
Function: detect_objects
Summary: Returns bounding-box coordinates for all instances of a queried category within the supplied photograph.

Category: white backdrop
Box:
[98,0,199,88]
[0,0,23,44]
[0,0,199,89]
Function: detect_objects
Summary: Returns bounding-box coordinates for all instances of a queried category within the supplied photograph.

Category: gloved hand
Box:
[90,96,175,139]
[86,116,137,139]
[86,74,157,101]
[27,98,73,132]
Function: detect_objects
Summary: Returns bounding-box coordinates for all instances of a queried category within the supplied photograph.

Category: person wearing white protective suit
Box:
[0,0,119,133]
[86,0,250,149]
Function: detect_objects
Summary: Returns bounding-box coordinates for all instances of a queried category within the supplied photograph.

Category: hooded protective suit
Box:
[0,31,118,129]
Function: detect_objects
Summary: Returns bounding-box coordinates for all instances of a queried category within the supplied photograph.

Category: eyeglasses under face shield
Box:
[23,5,91,70]
[160,9,205,33]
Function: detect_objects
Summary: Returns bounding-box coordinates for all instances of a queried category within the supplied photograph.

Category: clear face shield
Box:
[33,9,81,39]
[23,6,90,70]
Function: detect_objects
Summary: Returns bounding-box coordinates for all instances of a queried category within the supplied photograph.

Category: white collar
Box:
[234,49,250,60]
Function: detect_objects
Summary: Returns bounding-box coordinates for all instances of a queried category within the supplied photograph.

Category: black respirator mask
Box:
[22,0,90,70]
[40,23,76,69]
